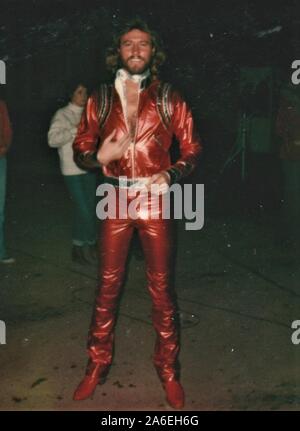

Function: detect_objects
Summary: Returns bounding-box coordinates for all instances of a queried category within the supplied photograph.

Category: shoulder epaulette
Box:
[156,82,173,130]
[95,84,113,130]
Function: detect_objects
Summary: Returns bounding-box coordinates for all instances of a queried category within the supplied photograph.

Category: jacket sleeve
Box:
[0,101,13,153]
[48,109,77,148]
[166,90,202,183]
[73,94,101,169]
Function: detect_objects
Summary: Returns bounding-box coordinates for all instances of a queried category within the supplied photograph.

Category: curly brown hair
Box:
[105,18,166,80]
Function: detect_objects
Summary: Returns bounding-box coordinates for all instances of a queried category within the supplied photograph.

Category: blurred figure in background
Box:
[276,81,300,251]
[48,81,97,265]
[0,87,14,264]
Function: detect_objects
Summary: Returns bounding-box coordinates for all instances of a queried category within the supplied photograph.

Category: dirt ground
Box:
[0,154,300,411]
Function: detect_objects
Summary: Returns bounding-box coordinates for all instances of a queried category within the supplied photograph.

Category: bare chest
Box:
[125,80,139,138]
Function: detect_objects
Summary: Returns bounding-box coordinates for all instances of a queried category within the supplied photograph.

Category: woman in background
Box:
[48,82,97,265]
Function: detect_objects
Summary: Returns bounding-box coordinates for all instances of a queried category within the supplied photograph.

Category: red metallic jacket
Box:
[73,78,202,183]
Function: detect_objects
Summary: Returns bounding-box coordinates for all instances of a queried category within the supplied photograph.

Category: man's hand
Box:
[97,130,131,166]
[146,171,171,194]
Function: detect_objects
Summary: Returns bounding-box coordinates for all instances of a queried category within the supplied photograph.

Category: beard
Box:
[121,55,152,75]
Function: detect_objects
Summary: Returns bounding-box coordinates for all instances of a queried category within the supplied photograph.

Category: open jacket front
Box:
[73,78,202,183]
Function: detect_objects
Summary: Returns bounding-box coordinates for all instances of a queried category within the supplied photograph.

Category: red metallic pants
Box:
[86,187,180,382]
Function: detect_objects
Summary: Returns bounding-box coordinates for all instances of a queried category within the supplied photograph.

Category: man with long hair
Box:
[72,19,202,409]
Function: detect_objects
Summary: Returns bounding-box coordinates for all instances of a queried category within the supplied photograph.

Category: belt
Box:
[102,175,150,188]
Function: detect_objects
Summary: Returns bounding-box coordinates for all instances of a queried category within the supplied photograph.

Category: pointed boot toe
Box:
[73,375,100,401]
[163,380,185,409]
[73,366,108,401]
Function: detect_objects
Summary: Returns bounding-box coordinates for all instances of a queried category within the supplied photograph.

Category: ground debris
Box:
[12,396,26,403]
[31,378,47,388]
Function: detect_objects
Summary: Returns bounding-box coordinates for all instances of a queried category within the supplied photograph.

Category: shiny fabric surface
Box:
[87,190,180,382]
[73,80,202,180]
[73,76,201,385]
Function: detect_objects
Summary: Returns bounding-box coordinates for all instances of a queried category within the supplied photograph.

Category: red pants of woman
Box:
[86,187,180,383]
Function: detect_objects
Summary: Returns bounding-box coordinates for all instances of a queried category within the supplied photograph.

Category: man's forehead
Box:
[120,29,152,43]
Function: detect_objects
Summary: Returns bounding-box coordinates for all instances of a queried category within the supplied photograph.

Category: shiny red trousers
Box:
[86,186,180,383]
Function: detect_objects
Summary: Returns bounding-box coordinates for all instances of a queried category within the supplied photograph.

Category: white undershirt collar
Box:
[115,69,150,126]
[115,68,150,85]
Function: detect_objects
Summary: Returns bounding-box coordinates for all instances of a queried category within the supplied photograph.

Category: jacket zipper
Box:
[121,80,141,180]
[131,86,141,180]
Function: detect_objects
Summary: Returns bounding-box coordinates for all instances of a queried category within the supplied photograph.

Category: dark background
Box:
[1,0,299,216]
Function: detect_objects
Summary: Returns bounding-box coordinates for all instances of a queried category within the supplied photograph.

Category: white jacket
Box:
[48,102,86,176]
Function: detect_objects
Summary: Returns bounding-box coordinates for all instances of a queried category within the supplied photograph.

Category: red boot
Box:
[73,365,108,401]
[163,380,185,409]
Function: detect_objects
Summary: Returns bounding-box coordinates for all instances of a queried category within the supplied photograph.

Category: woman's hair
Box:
[105,18,166,79]
[67,80,88,100]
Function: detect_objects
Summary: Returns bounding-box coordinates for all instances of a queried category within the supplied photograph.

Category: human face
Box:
[119,29,154,75]
[71,85,87,107]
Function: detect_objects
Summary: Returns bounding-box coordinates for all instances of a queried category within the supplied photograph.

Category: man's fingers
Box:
[121,138,131,150]
[117,135,131,154]
[102,129,116,146]
[119,142,131,158]
[146,174,160,189]
[150,174,160,183]
[120,134,131,145]
[118,133,131,146]
[105,129,116,142]
[147,172,170,187]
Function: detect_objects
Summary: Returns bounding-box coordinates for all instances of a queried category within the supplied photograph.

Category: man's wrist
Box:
[76,151,102,169]
[96,152,107,167]
[166,167,181,184]
[84,151,101,166]
[163,170,171,185]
